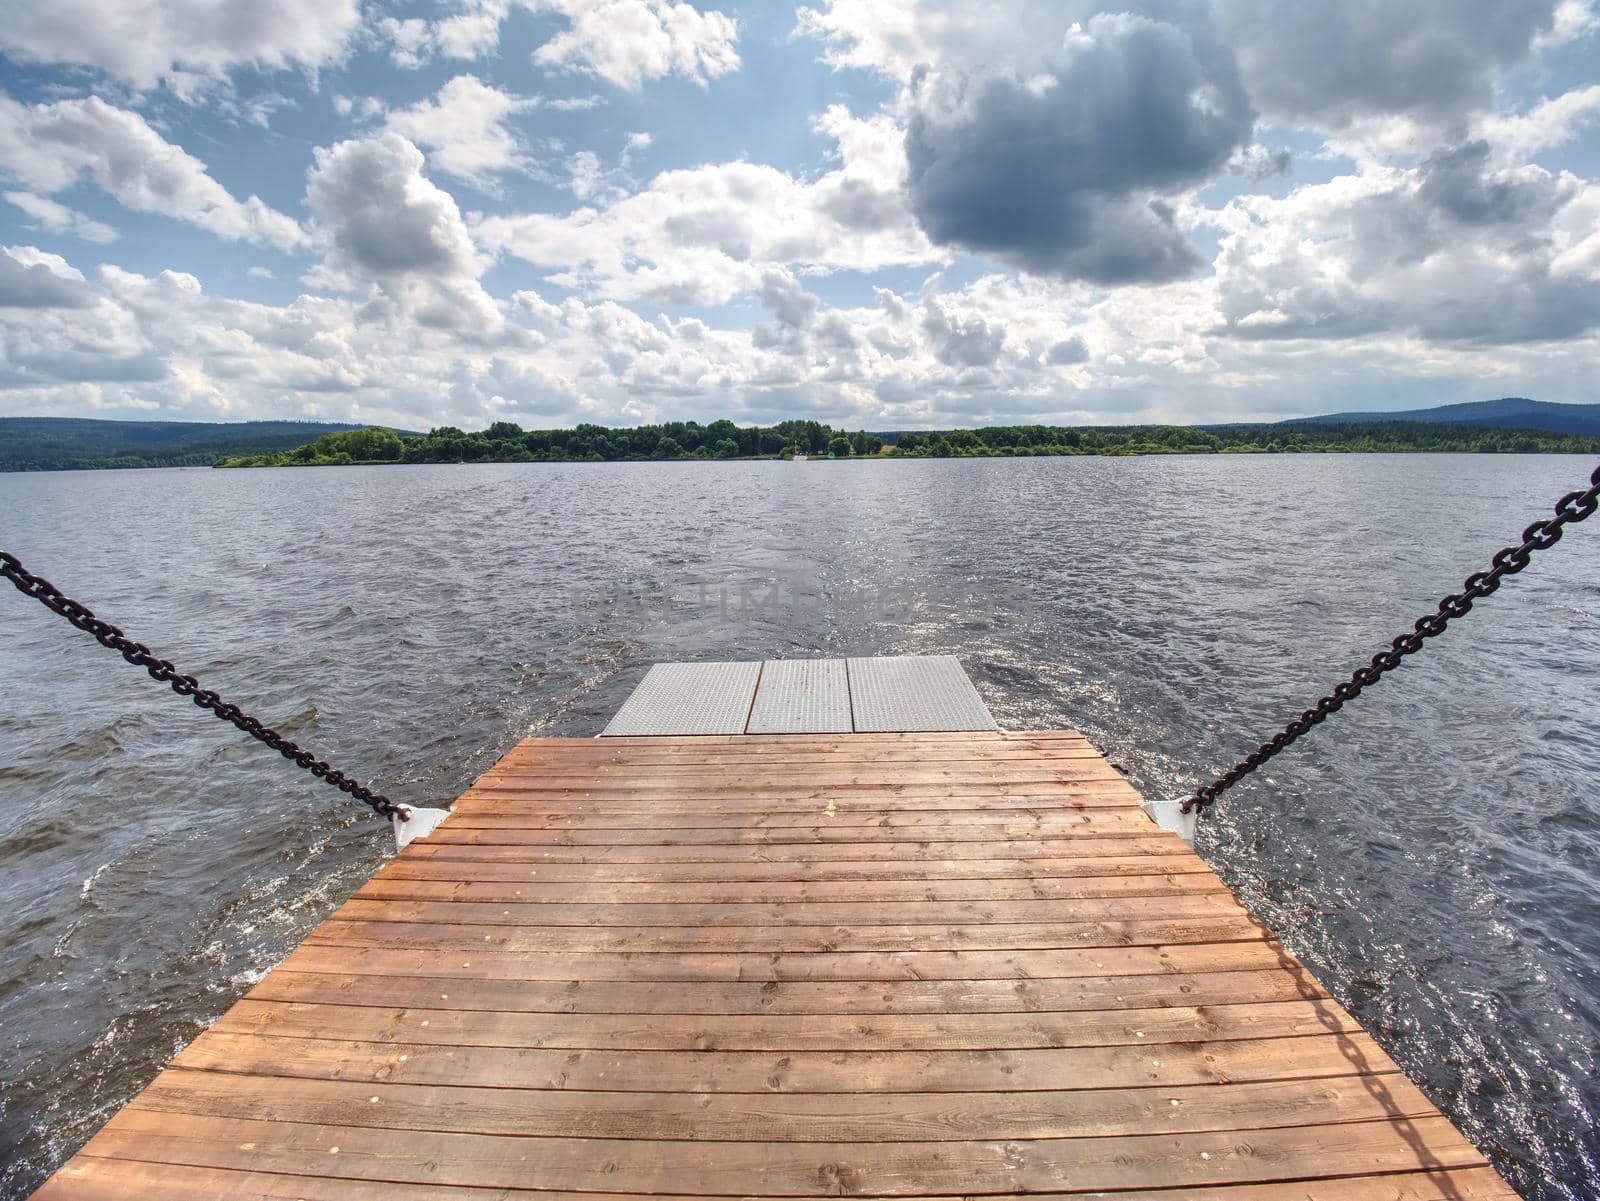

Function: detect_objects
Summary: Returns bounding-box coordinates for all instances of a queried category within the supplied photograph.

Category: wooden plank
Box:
[174,1028,1404,1093]
[133,1068,1439,1141]
[417,815,1160,842]
[33,1158,1525,1201]
[354,871,1230,901]
[274,938,1297,983]
[34,729,1511,1201]
[245,965,1326,1015]
[371,853,1214,882]
[441,807,1154,830]
[465,774,1132,792]
[328,892,1249,928]
[403,835,1188,860]
[75,1110,1488,1195]
[303,914,1271,953]
[476,762,1121,781]
[451,800,1149,820]
[214,997,1361,1051]
[482,746,1103,770]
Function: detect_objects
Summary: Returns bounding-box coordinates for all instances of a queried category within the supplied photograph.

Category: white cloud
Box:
[1213,0,1565,129]
[3,190,118,243]
[1,234,1595,432]
[546,94,605,112]
[0,0,360,90]
[378,0,511,69]
[797,0,980,81]
[0,95,302,249]
[333,94,386,121]
[1478,86,1600,158]
[528,0,740,89]
[475,106,936,304]
[305,132,502,333]
[385,75,539,189]
[1211,153,1600,344]
[4,0,1600,431]
[378,17,435,71]
[566,150,608,201]
[1535,0,1599,48]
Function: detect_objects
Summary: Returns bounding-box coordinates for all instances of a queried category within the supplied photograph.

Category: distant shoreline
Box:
[209,445,1600,468]
[4,411,1598,472]
[211,418,1600,469]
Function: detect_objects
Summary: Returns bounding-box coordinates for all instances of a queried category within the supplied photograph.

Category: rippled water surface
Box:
[2,455,1598,1198]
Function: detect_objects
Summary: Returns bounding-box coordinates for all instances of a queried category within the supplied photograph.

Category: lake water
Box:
[1,454,1597,1199]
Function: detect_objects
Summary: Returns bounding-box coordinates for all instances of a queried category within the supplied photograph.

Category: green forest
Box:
[0,418,377,471]
[214,418,1600,467]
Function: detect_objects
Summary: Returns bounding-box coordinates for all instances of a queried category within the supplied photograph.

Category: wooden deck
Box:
[36,730,1513,1200]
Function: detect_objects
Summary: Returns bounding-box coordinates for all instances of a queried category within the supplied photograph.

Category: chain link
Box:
[1183,461,1600,815]
[1,550,406,820]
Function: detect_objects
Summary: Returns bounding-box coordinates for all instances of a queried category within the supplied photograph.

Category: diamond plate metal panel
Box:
[746,658,852,734]
[601,661,761,736]
[846,655,998,732]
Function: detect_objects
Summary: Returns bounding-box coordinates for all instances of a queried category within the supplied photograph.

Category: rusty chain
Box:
[0,549,406,820]
[1183,461,1600,814]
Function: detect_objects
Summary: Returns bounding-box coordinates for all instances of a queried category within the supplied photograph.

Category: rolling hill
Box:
[0,418,408,471]
[1286,398,1600,436]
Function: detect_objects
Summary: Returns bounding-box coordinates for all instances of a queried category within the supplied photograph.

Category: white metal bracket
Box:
[392,805,451,852]
[1141,799,1198,845]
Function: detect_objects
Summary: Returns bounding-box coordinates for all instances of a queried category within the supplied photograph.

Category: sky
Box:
[2,1,1600,431]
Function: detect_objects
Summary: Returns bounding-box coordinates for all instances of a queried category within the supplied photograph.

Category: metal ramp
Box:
[746,658,851,734]
[602,655,998,736]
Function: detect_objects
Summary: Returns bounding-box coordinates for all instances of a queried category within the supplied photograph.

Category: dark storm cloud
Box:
[904,12,1253,284]
[1418,140,1573,225]
[1214,0,1561,128]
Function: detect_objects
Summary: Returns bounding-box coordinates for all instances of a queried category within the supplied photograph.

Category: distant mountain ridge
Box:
[0,417,410,472]
[1285,397,1600,436]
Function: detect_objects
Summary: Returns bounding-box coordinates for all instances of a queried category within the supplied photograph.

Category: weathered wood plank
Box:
[329,892,1249,928]
[33,728,1509,1201]
[133,1068,1439,1142]
[215,997,1361,1051]
[451,793,1146,816]
[274,938,1294,983]
[32,1158,1525,1201]
[372,853,1212,882]
[403,835,1189,861]
[304,914,1271,953]
[474,765,1125,784]
[355,870,1228,901]
[76,1110,1489,1195]
[173,1028,1405,1093]
[418,814,1160,843]
[245,965,1326,1014]
[463,778,1133,798]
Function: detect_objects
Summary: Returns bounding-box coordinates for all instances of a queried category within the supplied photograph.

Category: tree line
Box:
[217,420,883,465]
[894,421,1600,456]
[214,417,1600,468]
